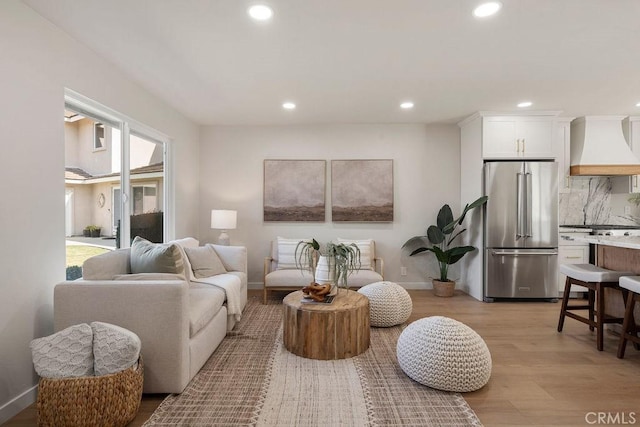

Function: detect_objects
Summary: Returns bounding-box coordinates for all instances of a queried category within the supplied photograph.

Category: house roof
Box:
[65,162,163,183]
[65,167,93,180]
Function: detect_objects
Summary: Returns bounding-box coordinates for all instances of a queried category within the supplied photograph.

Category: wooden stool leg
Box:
[618,291,636,359]
[588,288,595,332]
[557,277,572,332]
[596,283,605,351]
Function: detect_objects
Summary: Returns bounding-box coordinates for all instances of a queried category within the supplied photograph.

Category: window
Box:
[93,122,105,150]
[65,88,172,249]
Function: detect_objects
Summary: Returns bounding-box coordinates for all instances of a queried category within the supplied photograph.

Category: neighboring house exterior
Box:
[64,114,164,237]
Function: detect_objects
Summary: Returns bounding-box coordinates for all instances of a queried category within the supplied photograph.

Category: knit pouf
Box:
[358,281,412,327]
[396,316,492,392]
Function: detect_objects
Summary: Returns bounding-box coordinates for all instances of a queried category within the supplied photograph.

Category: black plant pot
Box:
[90,229,101,238]
[83,229,91,237]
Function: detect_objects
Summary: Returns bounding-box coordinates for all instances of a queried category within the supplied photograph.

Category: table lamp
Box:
[211,209,237,246]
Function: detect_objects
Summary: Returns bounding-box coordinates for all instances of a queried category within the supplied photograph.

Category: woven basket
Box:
[36,357,143,427]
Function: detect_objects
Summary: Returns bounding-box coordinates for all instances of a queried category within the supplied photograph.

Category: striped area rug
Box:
[143,297,482,426]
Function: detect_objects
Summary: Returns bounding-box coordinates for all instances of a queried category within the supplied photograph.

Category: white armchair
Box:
[263,238,384,304]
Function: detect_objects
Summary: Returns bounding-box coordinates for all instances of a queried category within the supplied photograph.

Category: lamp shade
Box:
[211,210,237,230]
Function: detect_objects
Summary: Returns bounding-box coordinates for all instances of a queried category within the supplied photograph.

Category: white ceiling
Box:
[23,0,640,126]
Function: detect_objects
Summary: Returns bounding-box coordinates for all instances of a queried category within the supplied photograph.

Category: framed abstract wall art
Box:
[331,159,393,222]
[263,159,326,222]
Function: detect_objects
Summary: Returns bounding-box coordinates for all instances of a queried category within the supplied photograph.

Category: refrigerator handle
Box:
[516,172,525,238]
[525,172,533,237]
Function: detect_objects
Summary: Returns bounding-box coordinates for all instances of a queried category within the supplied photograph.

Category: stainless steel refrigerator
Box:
[483,161,558,301]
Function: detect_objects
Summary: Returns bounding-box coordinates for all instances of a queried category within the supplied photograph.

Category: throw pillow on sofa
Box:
[184,245,227,278]
[130,236,185,275]
[91,322,141,376]
[30,324,94,378]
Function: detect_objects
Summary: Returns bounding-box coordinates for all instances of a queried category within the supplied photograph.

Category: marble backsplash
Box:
[559,176,640,225]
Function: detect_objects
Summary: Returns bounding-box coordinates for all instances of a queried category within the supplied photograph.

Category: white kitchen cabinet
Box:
[623,116,640,193]
[558,232,589,293]
[483,116,555,159]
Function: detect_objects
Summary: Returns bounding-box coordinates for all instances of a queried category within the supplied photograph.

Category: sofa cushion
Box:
[30,324,94,378]
[337,238,375,270]
[265,269,314,287]
[91,321,141,376]
[189,284,226,337]
[113,273,185,281]
[276,237,310,270]
[185,246,227,278]
[130,236,185,275]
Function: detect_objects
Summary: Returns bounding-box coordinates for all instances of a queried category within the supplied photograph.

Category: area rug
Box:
[143,297,482,426]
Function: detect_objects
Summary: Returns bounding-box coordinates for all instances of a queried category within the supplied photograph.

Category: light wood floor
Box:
[5,289,640,426]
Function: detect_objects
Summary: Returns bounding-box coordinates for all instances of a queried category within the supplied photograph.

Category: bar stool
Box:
[557,264,632,351]
[617,276,640,359]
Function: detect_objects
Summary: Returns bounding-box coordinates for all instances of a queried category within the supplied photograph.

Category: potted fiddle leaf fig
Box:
[402,196,488,297]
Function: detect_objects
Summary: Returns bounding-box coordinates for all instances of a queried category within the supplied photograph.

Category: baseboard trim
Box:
[0,384,37,424]
[249,281,431,290]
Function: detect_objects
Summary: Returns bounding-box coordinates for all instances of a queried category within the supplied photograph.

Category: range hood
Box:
[570,116,640,176]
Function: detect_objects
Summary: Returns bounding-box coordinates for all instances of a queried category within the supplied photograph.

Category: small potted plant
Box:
[402,196,487,297]
[295,240,361,290]
[323,242,361,290]
[87,225,102,238]
[83,226,91,237]
[295,239,320,284]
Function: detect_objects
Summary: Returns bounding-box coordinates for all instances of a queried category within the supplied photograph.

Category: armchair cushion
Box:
[337,238,375,270]
[265,269,314,288]
[185,246,226,278]
[344,269,383,288]
[130,236,185,275]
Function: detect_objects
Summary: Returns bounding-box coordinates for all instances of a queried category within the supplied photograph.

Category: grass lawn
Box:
[66,245,110,267]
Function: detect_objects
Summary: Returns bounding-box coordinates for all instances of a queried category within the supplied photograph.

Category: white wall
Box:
[199,124,461,288]
[0,1,200,422]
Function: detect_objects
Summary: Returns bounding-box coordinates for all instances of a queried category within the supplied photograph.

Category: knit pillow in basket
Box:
[30,324,94,378]
[396,316,492,392]
[91,322,142,376]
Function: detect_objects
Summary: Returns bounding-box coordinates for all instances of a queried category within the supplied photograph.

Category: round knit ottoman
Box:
[396,316,491,392]
[357,281,412,327]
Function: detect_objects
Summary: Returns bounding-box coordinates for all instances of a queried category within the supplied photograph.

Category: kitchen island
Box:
[575,235,640,325]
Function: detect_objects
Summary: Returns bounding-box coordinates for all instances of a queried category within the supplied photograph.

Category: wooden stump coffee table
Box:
[283,289,370,360]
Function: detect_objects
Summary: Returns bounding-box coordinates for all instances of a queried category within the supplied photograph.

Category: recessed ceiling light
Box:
[248,4,273,21]
[282,102,296,110]
[636,102,640,107]
[473,2,502,18]
[400,101,414,110]
[517,101,533,108]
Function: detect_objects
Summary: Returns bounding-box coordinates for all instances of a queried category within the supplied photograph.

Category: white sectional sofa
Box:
[54,238,247,394]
